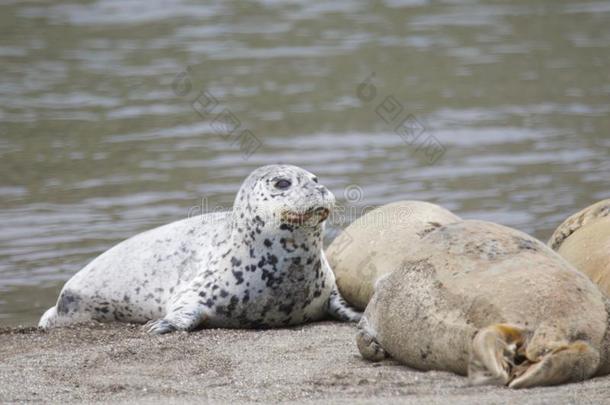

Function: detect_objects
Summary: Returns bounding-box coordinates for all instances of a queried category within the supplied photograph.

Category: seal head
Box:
[232,164,334,230]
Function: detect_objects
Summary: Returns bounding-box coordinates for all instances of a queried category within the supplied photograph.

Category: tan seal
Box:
[357,220,610,388]
[326,201,460,310]
[549,199,610,296]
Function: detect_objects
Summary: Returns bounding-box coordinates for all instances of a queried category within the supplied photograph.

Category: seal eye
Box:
[274,179,291,190]
[312,177,318,183]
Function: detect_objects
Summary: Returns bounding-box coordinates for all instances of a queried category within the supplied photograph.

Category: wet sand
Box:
[0,322,608,404]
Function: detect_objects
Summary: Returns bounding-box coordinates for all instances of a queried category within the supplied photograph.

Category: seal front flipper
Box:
[145,319,178,334]
[145,300,208,335]
[356,316,389,361]
[326,286,362,322]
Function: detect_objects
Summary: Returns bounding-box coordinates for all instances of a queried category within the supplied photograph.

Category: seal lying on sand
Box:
[357,220,610,388]
[39,164,361,334]
[327,201,460,310]
[549,199,610,296]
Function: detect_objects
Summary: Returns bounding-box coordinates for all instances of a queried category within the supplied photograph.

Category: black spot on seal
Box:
[513,236,539,252]
[57,290,82,315]
[232,269,244,285]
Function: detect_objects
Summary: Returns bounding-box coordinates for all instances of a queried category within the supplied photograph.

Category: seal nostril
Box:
[316,186,327,195]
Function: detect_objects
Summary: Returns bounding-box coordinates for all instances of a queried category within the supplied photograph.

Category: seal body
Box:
[357,220,610,388]
[327,201,460,310]
[39,165,361,333]
[549,199,610,296]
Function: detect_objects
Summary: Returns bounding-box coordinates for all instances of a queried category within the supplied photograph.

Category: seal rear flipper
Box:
[38,306,58,329]
[327,286,362,322]
[468,324,526,386]
[509,341,600,388]
[39,289,94,329]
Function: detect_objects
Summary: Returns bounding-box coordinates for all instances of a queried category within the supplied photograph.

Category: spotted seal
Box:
[357,220,610,388]
[39,164,361,334]
[327,201,461,310]
[549,199,610,296]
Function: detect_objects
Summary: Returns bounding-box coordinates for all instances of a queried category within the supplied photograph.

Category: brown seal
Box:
[357,220,610,388]
[327,201,460,310]
[549,199,610,296]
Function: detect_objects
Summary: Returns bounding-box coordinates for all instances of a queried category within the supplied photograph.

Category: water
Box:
[1,0,609,326]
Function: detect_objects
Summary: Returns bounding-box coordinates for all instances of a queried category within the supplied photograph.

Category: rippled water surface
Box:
[1,0,609,326]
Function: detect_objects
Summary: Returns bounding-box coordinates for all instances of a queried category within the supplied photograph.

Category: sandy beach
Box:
[1,321,608,404]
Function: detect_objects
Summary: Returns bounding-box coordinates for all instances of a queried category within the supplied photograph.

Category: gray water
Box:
[1,0,609,326]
